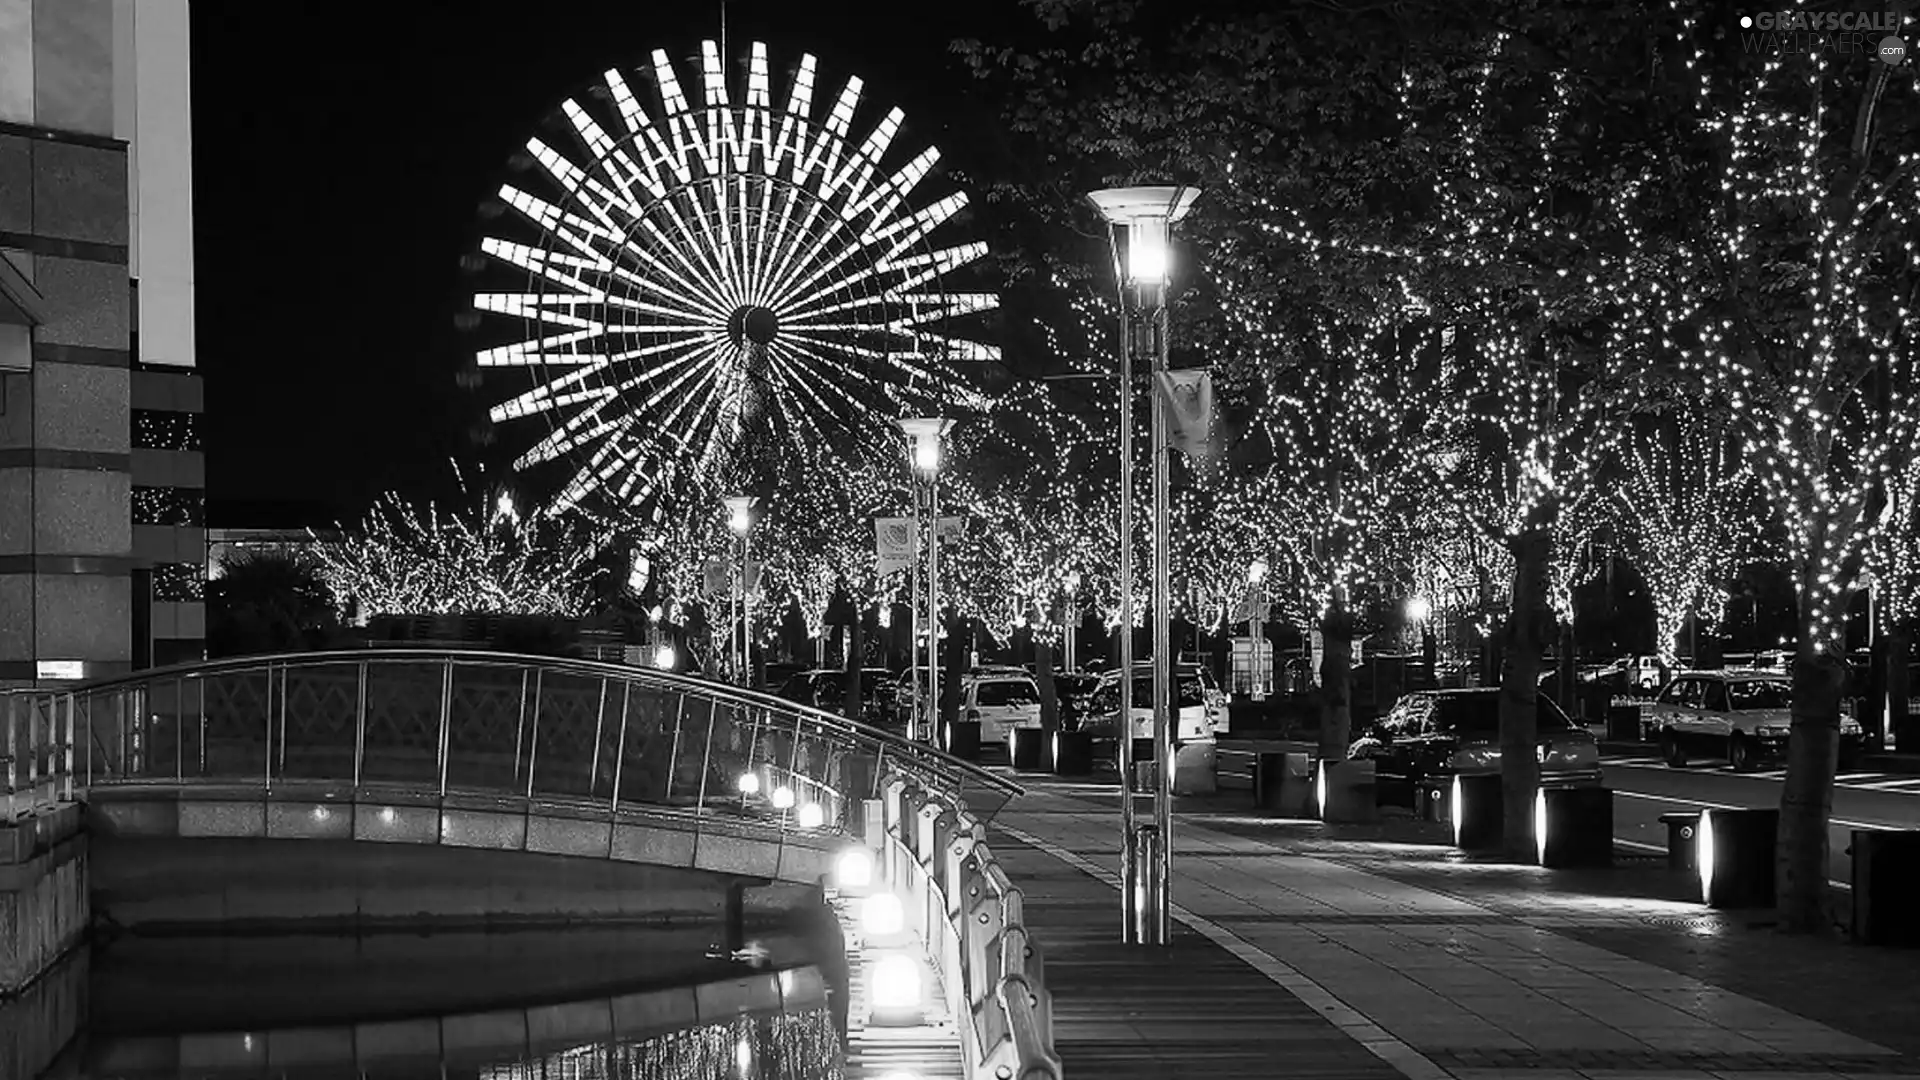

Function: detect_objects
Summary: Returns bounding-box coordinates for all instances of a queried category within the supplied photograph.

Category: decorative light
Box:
[1405,596,1431,621]
[770,785,796,810]
[653,644,677,670]
[797,802,825,829]
[861,892,905,937]
[834,847,875,891]
[867,952,924,1015]
[736,772,761,796]
[1247,559,1268,585]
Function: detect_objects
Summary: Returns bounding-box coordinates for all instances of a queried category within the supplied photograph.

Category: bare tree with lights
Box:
[1649,9,1920,930]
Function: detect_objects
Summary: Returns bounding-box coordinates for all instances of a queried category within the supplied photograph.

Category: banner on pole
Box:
[1156,370,1215,462]
[936,516,964,542]
[875,517,916,576]
[701,557,729,599]
[746,560,765,593]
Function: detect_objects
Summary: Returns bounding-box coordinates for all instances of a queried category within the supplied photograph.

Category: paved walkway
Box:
[995,779,1920,1080]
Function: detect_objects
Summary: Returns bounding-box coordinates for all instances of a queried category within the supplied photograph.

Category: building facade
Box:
[0,0,198,686]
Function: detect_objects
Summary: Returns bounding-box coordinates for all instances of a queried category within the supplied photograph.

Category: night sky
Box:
[189,1,1020,527]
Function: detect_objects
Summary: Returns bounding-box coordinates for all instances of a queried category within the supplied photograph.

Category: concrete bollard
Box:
[1317,759,1377,823]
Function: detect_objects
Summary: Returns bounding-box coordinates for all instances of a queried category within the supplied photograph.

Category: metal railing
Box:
[4,649,1018,833]
[878,772,1062,1080]
[3,691,74,823]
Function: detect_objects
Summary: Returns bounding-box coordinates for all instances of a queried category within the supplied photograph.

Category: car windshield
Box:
[1129,677,1207,708]
[1434,694,1577,736]
[977,681,1039,707]
[1726,679,1791,710]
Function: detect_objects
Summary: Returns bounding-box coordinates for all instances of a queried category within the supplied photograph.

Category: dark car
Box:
[1350,689,1602,807]
[776,669,899,728]
[1054,673,1101,727]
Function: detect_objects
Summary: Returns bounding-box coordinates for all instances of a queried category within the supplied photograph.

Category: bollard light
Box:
[797,802,825,830]
[771,785,796,810]
[835,846,875,891]
[861,891,905,937]
[735,1035,752,1073]
[1316,761,1329,818]
[1697,807,1778,908]
[1534,790,1548,865]
[1452,773,1504,851]
[868,951,925,1019]
[1536,787,1614,868]
[737,772,761,796]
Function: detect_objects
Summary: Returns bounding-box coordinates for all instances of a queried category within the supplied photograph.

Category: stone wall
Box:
[0,803,89,995]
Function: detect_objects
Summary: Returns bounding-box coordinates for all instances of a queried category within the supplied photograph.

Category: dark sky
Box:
[190,1,1023,527]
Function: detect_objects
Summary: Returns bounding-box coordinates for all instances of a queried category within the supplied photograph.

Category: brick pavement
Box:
[994,779,1920,1080]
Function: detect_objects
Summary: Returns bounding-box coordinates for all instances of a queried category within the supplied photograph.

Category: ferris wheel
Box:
[472,40,999,521]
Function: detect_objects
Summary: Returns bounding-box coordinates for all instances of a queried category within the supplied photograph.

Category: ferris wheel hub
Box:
[728,305,780,347]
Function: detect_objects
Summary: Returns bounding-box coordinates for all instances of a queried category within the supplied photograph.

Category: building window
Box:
[152,562,205,603]
[133,410,203,452]
[132,486,205,527]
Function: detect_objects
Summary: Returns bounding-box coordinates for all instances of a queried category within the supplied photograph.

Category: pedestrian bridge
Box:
[4,649,1016,892]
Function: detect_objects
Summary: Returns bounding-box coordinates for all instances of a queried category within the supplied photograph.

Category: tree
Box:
[1639,8,1920,930]
[1615,418,1755,668]
[207,549,339,658]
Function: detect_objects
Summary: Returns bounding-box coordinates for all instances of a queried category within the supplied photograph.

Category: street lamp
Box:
[900,417,953,747]
[1064,571,1082,671]
[725,495,755,687]
[1090,184,1199,947]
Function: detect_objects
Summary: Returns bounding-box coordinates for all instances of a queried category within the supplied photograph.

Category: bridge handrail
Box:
[4,648,1018,829]
[2,691,74,824]
[877,771,1061,1080]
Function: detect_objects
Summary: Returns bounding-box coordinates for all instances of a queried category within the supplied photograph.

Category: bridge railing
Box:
[16,649,1018,834]
[2,691,74,823]
[874,772,1062,1080]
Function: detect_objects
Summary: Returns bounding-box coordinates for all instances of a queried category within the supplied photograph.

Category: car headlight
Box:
[1755,724,1789,738]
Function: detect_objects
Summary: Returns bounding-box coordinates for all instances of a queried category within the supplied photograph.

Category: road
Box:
[1603,755,1920,886]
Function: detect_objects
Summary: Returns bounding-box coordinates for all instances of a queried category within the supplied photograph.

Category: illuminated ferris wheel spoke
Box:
[477,39,998,518]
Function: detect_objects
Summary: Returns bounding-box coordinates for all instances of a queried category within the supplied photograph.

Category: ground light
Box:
[770,785,796,810]
[834,847,875,892]
[1316,762,1329,818]
[1535,787,1614,868]
[737,772,761,796]
[1452,774,1503,851]
[867,952,926,1024]
[1534,790,1548,865]
[1699,810,1715,900]
[1697,807,1777,908]
[861,892,905,938]
[796,802,825,830]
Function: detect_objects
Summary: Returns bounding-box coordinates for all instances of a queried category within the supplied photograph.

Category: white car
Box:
[1083,666,1221,748]
[961,674,1042,745]
[1645,669,1863,772]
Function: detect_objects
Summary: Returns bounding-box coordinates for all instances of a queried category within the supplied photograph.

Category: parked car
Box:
[1349,689,1601,807]
[959,673,1043,745]
[1643,669,1863,772]
[1077,665,1222,764]
[776,669,899,728]
[1054,672,1102,728]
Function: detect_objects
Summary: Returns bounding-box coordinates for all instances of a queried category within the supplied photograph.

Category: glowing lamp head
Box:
[1248,558,1268,585]
[1316,762,1330,818]
[1407,596,1432,622]
[1086,185,1201,288]
[653,645,677,671]
[898,417,953,475]
[868,952,924,1015]
[737,772,761,796]
[724,495,754,535]
[735,1036,752,1073]
[771,785,796,810]
[861,891,905,937]
[834,846,874,890]
[797,802,825,829]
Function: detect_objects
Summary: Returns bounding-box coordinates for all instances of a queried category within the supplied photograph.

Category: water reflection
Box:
[8,925,846,1080]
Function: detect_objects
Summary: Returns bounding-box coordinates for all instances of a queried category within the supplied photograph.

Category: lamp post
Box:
[1248,559,1269,701]
[1089,184,1199,946]
[900,418,953,747]
[725,496,755,687]
[1064,571,1082,672]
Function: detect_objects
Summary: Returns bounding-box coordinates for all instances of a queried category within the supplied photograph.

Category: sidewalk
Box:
[994,778,1920,1080]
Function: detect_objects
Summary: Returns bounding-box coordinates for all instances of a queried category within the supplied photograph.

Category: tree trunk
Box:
[1778,629,1846,934]
[941,613,964,730]
[844,616,865,722]
[1500,528,1552,860]
[1557,624,1577,719]
[1888,629,1912,750]
[1035,638,1060,730]
[1319,601,1354,761]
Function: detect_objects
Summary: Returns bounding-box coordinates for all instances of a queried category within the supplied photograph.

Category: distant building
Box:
[0,1,198,685]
